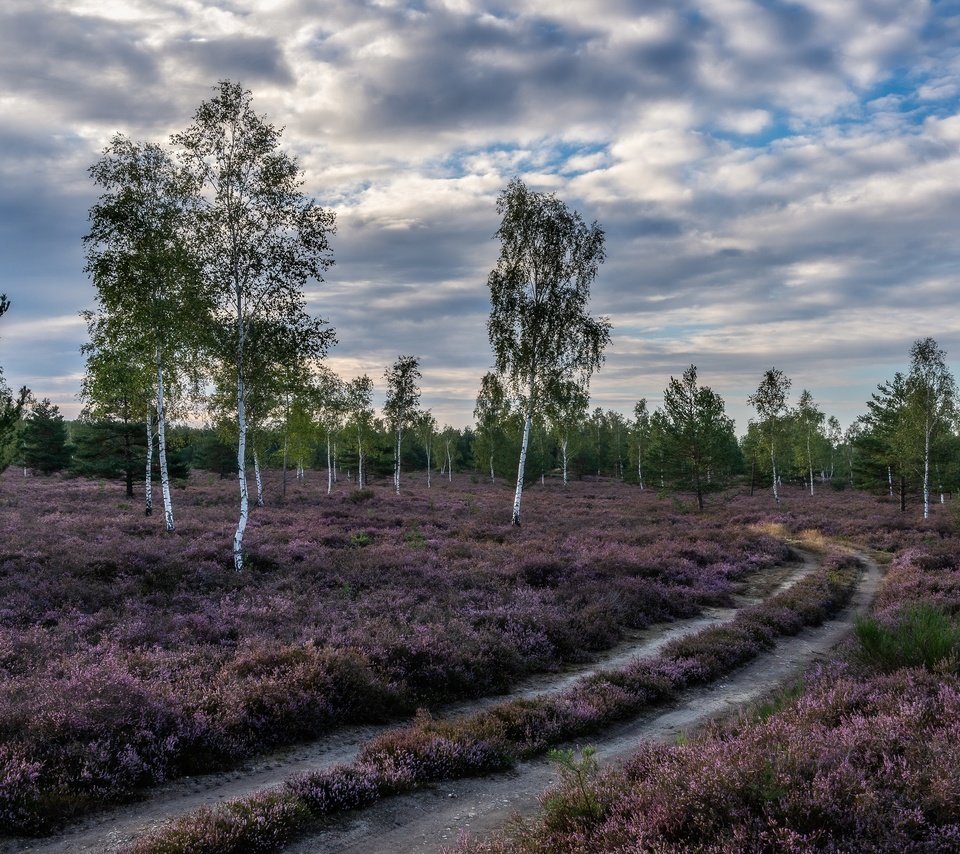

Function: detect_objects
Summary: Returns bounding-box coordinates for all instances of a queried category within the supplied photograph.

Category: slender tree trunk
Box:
[806,432,814,496]
[326,434,333,495]
[489,450,495,484]
[512,410,532,527]
[695,468,704,511]
[770,441,780,505]
[145,406,154,516]
[426,444,432,488]
[637,447,644,490]
[446,443,453,481]
[923,424,931,519]
[282,399,289,499]
[562,437,569,485]
[357,435,364,488]
[888,465,894,497]
[394,428,402,495]
[234,370,249,572]
[253,444,264,508]
[155,356,175,533]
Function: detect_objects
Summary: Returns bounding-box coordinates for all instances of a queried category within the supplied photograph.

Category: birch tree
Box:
[633,398,650,489]
[907,337,956,519]
[826,415,842,480]
[748,367,791,505]
[474,372,508,483]
[383,355,422,495]
[545,379,588,485]
[345,375,374,488]
[414,409,437,487]
[174,81,335,570]
[794,389,824,496]
[84,135,204,533]
[487,177,611,526]
[313,365,346,495]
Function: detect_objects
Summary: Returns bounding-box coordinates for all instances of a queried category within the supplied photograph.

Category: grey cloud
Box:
[168,35,293,85]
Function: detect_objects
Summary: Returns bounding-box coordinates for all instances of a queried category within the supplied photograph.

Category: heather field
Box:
[0,469,798,834]
[2,469,955,850]
[454,511,960,853]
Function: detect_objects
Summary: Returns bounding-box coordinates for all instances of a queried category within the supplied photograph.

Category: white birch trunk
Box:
[326,433,333,495]
[234,371,249,572]
[253,448,264,508]
[489,452,495,484]
[332,439,338,483]
[145,406,154,517]
[923,424,930,519]
[771,442,780,505]
[512,411,532,526]
[446,443,453,482]
[357,436,364,488]
[155,353,175,533]
[638,449,644,490]
[888,465,894,497]
[562,437,568,485]
[394,428,402,495]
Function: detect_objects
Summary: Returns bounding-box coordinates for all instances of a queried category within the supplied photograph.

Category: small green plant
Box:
[543,745,604,828]
[350,530,372,548]
[856,603,960,672]
[348,488,375,504]
[751,678,805,723]
[404,525,427,549]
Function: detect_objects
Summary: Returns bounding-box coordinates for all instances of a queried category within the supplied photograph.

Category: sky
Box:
[1,0,959,432]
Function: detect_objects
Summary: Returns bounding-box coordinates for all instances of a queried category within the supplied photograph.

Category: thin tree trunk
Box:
[282,398,289,499]
[234,370,249,572]
[562,437,568,485]
[888,465,894,497]
[489,451,495,484]
[923,425,930,519]
[253,444,264,508]
[145,406,154,516]
[447,443,453,481]
[426,444,432,488]
[806,432,814,496]
[155,356,175,533]
[512,411,532,527]
[771,441,780,505]
[327,433,333,495]
[637,447,644,490]
[394,428,402,495]
[357,435,364,488]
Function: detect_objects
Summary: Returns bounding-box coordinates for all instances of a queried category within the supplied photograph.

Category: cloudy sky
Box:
[1,0,959,431]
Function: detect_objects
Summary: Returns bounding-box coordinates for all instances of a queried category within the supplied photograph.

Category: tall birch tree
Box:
[84,135,203,533]
[487,177,611,526]
[312,365,346,495]
[345,375,374,488]
[545,379,588,485]
[173,81,335,570]
[907,337,956,519]
[748,367,791,505]
[383,355,422,495]
[414,409,437,487]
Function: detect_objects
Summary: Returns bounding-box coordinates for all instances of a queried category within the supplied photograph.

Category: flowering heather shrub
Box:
[457,668,960,853]
[0,470,798,832]
[131,547,859,853]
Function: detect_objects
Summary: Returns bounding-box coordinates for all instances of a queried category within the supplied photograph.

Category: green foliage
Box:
[856,603,960,672]
[544,746,604,830]
[0,295,29,474]
[20,398,72,474]
[350,530,373,548]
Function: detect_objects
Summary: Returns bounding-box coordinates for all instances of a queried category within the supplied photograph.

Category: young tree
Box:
[310,366,345,495]
[907,337,956,519]
[345,375,374,488]
[0,296,29,474]
[474,372,509,484]
[825,415,842,480]
[383,355,422,495]
[857,373,916,509]
[545,379,588,485]
[794,389,824,496]
[414,409,437,487]
[748,367,791,505]
[487,177,611,526]
[84,135,204,533]
[632,398,650,489]
[659,365,734,511]
[174,81,336,570]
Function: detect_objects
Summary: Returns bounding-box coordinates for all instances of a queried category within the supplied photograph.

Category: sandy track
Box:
[286,549,880,854]
[2,549,828,854]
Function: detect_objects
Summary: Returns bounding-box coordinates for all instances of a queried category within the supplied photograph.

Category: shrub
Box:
[856,603,960,672]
